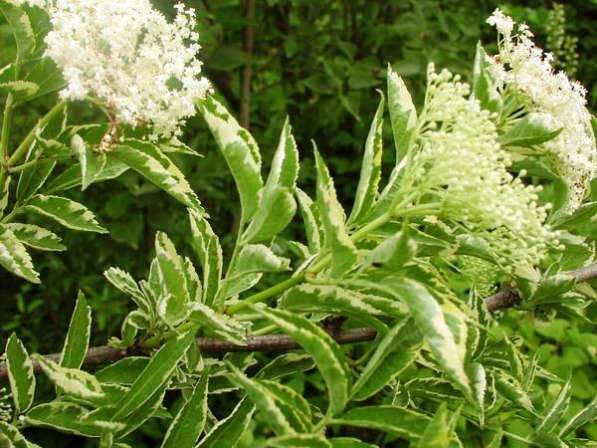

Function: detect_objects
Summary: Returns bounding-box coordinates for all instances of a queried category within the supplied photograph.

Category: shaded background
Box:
[1,1,596,446]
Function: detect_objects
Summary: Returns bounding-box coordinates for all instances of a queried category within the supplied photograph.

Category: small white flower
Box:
[21,0,211,139]
[486,9,514,38]
[486,11,596,211]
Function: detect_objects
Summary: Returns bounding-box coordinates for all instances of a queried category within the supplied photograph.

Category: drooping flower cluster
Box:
[19,0,211,139]
[404,65,557,270]
[486,9,596,211]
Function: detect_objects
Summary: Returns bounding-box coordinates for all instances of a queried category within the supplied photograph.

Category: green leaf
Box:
[0,80,38,101]
[332,406,430,441]
[32,355,104,402]
[45,158,128,193]
[226,362,294,436]
[71,134,107,191]
[385,277,471,396]
[559,396,597,437]
[499,112,562,148]
[468,362,487,426]
[25,402,122,438]
[189,303,245,345]
[258,380,312,432]
[95,357,149,385]
[16,158,55,203]
[104,267,151,315]
[199,96,263,221]
[161,368,210,448]
[196,397,255,448]
[417,403,457,448]
[60,291,91,369]
[351,319,421,401]
[0,421,41,448]
[23,195,107,233]
[244,118,299,242]
[266,435,331,448]
[257,353,315,380]
[154,232,190,326]
[472,43,502,114]
[0,227,39,283]
[387,64,417,161]
[295,188,321,253]
[537,379,571,434]
[279,284,388,334]
[2,223,65,252]
[5,333,35,413]
[112,331,194,421]
[188,208,222,306]
[0,2,35,65]
[493,371,534,413]
[329,438,377,448]
[314,147,357,277]
[349,91,384,224]
[361,228,415,271]
[254,306,350,416]
[111,139,202,212]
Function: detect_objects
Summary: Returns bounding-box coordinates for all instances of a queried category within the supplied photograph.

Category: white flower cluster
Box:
[406,65,556,270]
[486,9,596,211]
[19,0,211,139]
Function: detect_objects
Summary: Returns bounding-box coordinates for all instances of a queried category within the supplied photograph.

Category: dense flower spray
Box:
[17,0,211,139]
[486,9,596,211]
[397,65,557,270]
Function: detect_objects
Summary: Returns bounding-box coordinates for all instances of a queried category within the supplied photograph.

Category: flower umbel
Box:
[486,9,596,211]
[399,64,557,270]
[26,0,211,139]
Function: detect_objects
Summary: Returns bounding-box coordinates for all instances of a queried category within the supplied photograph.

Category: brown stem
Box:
[240,0,256,129]
[1,263,595,381]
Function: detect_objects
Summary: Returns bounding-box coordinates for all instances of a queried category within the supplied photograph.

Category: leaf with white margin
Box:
[3,223,65,252]
[559,395,597,437]
[71,134,107,191]
[199,96,263,221]
[387,64,417,161]
[111,139,202,212]
[295,188,321,253]
[23,195,107,233]
[161,367,210,448]
[329,438,377,448]
[0,227,39,283]
[60,291,91,369]
[349,91,385,224]
[16,157,55,203]
[154,232,190,327]
[384,277,471,396]
[537,378,571,433]
[189,303,246,345]
[265,435,331,448]
[196,397,255,448]
[32,355,104,401]
[226,362,294,436]
[0,421,42,448]
[254,306,350,416]
[112,331,194,421]
[332,405,430,441]
[279,284,388,334]
[104,267,151,315]
[467,363,486,426]
[258,379,312,432]
[5,333,35,413]
[188,208,222,306]
[313,146,357,278]
[25,402,123,437]
[0,2,35,65]
[493,370,534,413]
[244,118,299,242]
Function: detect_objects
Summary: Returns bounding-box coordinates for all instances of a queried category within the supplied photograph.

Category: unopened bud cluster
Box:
[406,65,557,270]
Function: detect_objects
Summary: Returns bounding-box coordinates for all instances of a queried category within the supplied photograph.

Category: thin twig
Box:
[1,263,595,380]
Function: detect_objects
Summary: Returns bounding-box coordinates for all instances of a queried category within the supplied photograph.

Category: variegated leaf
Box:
[387,64,417,161]
[198,96,262,221]
[71,134,107,190]
[295,188,321,253]
[5,333,35,413]
[23,195,107,233]
[33,356,104,401]
[60,291,91,369]
[2,223,65,252]
[0,227,39,283]
[189,303,245,345]
[313,147,357,277]
[104,267,151,315]
[196,397,255,448]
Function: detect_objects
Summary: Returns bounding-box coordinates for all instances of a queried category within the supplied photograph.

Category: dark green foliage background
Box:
[1,1,596,445]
